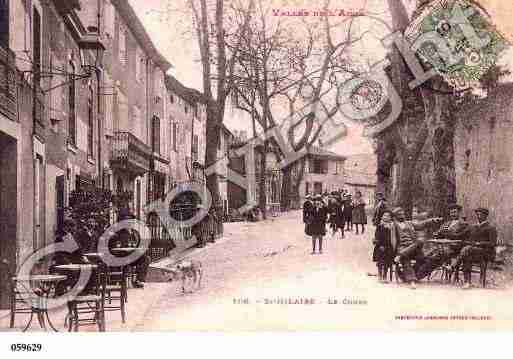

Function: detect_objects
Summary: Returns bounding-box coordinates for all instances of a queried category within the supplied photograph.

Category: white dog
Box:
[166,259,203,294]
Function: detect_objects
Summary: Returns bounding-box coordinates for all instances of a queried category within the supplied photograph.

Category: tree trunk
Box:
[394,151,417,217]
[258,148,267,220]
[205,103,221,213]
[280,166,292,210]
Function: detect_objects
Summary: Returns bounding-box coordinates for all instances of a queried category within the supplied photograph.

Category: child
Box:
[372,210,397,282]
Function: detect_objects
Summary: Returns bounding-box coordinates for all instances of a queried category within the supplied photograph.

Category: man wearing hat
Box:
[450,207,497,289]
[392,207,443,289]
[416,204,470,280]
[372,192,387,227]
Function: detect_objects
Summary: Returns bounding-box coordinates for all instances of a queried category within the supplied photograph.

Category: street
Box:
[2,210,513,332]
[138,211,513,331]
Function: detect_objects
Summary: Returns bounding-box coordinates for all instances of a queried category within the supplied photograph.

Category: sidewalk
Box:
[0,217,277,332]
[0,281,171,332]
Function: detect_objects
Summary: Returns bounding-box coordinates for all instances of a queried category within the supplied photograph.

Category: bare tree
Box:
[186,0,254,213]
[230,0,362,211]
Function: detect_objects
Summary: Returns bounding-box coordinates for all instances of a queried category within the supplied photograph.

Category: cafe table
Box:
[14,274,67,332]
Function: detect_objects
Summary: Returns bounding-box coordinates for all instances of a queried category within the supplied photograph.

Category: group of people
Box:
[302,190,368,255]
[52,207,150,291]
[372,192,498,289]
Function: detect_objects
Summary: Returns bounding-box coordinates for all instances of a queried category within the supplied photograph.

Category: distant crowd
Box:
[302,189,368,254]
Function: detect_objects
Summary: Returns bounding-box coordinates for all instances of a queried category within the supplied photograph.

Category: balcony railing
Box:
[0,45,17,122]
[110,131,152,175]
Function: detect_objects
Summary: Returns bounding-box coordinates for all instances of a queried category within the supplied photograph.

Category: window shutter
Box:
[119,25,127,66]
[152,117,160,154]
[104,1,115,38]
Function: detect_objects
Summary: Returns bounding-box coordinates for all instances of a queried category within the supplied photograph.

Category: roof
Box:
[112,0,172,72]
[165,75,207,106]
[307,146,346,161]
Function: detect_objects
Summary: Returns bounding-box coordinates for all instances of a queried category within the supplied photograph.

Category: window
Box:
[311,159,327,174]
[0,0,8,47]
[68,61,77,146]
[192,134,198,161]
[184,104,188,114]
[132,105,141,139]
[87,87,94,158]
[335,161,342,174]
[48,8,63,51]
[169,94,174,104]
[305,182,310,195]
[119,24,127,66]
[33,7,41,87]
[172,121,177,152]
[104,72,114,136]
[152,116,161,154]
[104,0,115,38]
[135,48,144,82]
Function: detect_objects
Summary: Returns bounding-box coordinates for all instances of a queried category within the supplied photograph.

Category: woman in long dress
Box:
[352,191,367,235]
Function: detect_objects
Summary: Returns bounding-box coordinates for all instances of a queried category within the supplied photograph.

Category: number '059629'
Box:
[10,344,42,352]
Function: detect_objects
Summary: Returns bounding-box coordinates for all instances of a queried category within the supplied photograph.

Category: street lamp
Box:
[26,31,105,94]
[78,31,105,75]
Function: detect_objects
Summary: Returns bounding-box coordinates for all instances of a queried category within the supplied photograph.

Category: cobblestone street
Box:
[2,211,513,332]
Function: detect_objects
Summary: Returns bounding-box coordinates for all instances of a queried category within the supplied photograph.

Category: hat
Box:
[305,195,312,200]
[314,195,322,200]
[448,203,463,211]
[475,207,489,216]
[392,207,404,215]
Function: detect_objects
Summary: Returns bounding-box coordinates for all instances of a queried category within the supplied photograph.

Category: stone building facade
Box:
[344,153,377,208]
[300,147,346,201]
[0,0,208,308]
[454,83,513,244]
[98,0,171,220]
[165,74,207,186]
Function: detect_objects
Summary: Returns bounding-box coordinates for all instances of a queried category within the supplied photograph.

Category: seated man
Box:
[450,207,497,289]
[392,207,443,289]
[416,204,470,280]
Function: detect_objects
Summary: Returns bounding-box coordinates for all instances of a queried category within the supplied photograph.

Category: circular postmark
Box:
[405,0,510,91]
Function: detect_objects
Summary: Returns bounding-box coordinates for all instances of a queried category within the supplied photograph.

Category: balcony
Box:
[110,131,152,176]
[0,46,17,122]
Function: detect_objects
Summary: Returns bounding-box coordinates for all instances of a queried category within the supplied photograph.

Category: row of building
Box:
[0,0,377,307]
[0,0,233,308]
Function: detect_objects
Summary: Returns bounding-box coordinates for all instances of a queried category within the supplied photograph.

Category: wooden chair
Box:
[452,260,491,288]
[103,265,128,323]
[67,266,106,332]
[1,260,34,329]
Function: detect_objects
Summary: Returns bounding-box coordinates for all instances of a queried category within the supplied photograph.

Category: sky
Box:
[128,0,513,157]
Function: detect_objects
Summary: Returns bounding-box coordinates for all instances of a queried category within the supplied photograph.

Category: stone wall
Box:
[454,84,513,244]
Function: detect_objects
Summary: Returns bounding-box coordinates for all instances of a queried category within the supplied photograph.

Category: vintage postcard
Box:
[1,0,513,337]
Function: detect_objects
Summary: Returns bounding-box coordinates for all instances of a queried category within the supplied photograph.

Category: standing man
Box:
[392,207,443,289]
[450,208,498,289]
[372,192,387,227]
